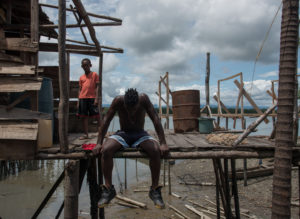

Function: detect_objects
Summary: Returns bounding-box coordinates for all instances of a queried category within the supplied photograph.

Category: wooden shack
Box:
[0,0,123,160]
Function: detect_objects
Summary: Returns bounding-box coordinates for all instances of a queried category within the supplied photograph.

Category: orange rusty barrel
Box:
[172,90,200,133]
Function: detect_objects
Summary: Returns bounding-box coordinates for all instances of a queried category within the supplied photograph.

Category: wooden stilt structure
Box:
[64,160,79,219]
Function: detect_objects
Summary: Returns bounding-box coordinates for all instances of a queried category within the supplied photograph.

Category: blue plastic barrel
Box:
[38,77,54,139]
[38,77,53,115]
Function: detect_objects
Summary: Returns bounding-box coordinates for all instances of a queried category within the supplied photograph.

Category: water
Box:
[0,116,288,218]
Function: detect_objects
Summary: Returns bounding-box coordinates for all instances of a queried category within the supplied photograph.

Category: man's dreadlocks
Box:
[124,88,139,106]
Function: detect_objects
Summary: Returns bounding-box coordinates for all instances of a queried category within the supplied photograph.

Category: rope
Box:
[249,1,283,95]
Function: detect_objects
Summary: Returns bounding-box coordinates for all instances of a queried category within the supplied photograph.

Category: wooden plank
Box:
[72,0,102,53]
[169,134,195,151]
[0,78,42,92]
[40,21,122,29]
[0,105,52,120]
[0,38,38,52]
[39,3,122,22]
[0,139,37,160]
[0,122,38,140]
[6,91,32,111]
[234,80,269,123]
[0,65,35,75]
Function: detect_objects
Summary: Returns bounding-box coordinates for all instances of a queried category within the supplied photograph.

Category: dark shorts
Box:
[77,98,99,117]
[108,130,157,148]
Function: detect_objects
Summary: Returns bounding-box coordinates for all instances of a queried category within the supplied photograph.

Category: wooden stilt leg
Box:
[231,159,240,219]
[64,160,79,219]
[87,158,98,219]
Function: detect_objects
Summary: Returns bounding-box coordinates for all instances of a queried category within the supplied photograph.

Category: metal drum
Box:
[172,90,200,133]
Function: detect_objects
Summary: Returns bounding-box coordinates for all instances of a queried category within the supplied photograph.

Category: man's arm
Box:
[96,97,119,144]
[77,80,82,108]
[142,94,169,156]
[94,73,99,105]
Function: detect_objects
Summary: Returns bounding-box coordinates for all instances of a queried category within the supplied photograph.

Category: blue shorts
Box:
[108,130,157,148]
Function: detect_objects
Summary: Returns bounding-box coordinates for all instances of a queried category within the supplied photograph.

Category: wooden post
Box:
[231,159,241,219]
[159,81,162,120]
[64,160,79,219]
[166,72,170,129]
[58,0,69,153]
[30,0,39,111]
[87,158,98,219]
[205,52,210,111]
[97,156,105,219]
[124,158,127,189]
[98,53,103,121]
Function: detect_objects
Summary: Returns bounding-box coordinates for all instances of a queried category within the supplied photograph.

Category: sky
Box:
[38,0,296,107]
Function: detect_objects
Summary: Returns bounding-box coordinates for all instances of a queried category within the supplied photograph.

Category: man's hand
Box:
[160,144,169,158]
[92,143,102,155]
[94,98,98,106]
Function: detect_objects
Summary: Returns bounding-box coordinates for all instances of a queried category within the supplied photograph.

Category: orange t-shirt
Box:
[79,72,99,99]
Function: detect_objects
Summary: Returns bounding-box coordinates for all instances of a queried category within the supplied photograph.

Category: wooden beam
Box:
[72,0,102,53]
[213,95,230,114]
[40,21,122,29]
[6,91,32,111]
[0,65,35,75]
[58,0,69,153]
[0,38,38,52]
[39,3,122,22]
[70,4,89,43]
[234,80,269,123]
[64,160,79,218]
[232,102,277,147]
[39,42,123,54]
[206,52,210,106]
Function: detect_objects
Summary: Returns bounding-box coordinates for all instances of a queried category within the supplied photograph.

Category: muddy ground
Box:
[79,158,299,219]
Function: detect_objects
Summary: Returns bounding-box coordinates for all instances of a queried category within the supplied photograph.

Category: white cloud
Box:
[260,70,278,78]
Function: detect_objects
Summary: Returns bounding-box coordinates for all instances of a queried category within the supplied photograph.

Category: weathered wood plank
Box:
[0,38,38,52]
[0,122,38,140]
[0,65,35,74]
[0,105,51,120]
[0,78,42,92]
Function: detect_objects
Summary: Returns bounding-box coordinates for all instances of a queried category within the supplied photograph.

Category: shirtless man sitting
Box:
[92,88,169,209]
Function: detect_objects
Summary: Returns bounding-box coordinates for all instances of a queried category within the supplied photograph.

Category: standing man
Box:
[77,58,100,140]
[93,88,169,209]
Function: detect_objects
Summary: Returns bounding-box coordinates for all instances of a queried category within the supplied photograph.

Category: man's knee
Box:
[141,140,160,158]
[101,139,121,159]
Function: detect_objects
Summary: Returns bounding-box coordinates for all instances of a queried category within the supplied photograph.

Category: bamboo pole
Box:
[58,0,69,153]
[64,160,79,219]
[232,102,277,147]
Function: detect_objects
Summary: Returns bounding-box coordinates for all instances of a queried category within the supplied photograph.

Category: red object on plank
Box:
[82,143,97,150]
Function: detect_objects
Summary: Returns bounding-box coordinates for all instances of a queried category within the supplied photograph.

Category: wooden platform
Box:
[36,130,300,161]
